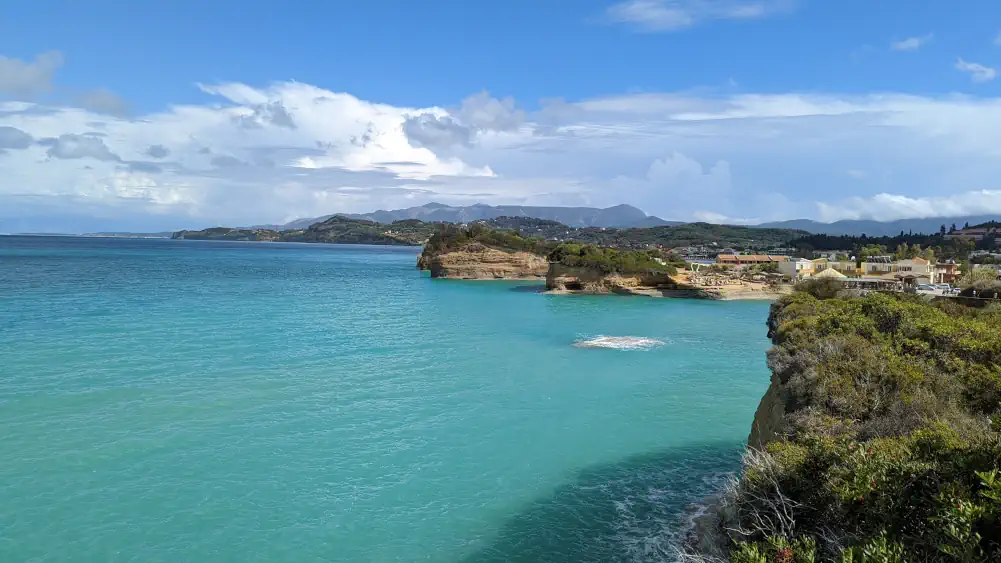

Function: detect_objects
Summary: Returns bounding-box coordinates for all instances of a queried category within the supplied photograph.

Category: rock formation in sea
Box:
[418,243,549,279]
[544,263,707,297]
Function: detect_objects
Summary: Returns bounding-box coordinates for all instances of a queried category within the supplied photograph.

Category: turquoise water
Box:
[0,236,773,563]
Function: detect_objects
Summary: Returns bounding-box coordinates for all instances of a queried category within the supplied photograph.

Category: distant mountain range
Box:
[254,203,681,230]
[757,215,1001,237]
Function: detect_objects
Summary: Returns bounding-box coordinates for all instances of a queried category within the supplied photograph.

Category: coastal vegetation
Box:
[692,287,1001,562]
[497,220,805,250]
[171,227,282,242]
[789,225,999,262]
[173,216,436,245]
[547,243,677,276]
[284,216,435,245]
[421,222,551,256]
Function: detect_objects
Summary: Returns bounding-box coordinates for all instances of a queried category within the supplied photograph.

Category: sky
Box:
[4,0,1001,232]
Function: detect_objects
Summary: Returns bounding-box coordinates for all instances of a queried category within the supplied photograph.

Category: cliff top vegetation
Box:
[421,223,552,256]
[547,243,677,275]
[697,284,1001,563]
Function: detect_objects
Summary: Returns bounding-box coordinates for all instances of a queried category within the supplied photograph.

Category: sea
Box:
[0,236,773,563]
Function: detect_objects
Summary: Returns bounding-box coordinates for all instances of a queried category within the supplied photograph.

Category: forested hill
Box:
[175,215,806,250]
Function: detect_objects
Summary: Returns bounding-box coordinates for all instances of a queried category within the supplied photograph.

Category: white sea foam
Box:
[573,336,666,350]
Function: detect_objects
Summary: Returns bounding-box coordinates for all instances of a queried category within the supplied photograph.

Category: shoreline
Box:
[543,287,790,301]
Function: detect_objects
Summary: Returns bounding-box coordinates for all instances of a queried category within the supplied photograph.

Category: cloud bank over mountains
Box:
[5,51,1001,231]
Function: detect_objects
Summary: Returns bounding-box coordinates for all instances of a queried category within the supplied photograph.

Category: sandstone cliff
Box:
[418,243,549,279]
[544,264,712,298]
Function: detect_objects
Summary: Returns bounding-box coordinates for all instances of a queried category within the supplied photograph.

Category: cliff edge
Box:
[419,243,549,279]
[544,263,699,297]
[686,285,1001,562]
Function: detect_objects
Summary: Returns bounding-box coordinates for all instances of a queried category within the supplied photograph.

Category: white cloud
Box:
[955,58,997,83]
[75,88,130,117]
[692,211,759,224]
[0,51,63,98]
[891,34,933,51]
[0,126,33,149]
[41,134,121,161]
[605,0,793,32]
[11,54,1001,231]
[817,191,1001,222]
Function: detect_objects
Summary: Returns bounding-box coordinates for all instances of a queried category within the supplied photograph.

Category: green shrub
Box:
[711,292,1001,563]
[547,243,676,275]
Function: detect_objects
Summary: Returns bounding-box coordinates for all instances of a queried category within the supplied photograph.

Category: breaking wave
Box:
[573,336,667,351]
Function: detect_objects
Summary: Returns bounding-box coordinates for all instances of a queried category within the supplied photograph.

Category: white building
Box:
[778,258,814,278]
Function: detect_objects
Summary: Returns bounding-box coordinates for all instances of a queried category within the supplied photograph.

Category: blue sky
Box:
[3,0,1001,231]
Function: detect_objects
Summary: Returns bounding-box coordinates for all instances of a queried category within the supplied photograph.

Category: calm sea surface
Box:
[0,236,772,563]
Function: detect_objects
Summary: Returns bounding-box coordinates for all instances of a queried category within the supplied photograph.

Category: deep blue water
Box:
[0,236,773,562]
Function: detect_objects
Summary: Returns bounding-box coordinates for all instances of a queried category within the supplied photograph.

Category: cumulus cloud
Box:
[818,191,1001,222]
[955,58,997,83]
[402,113,473,148]
[891,34,933,51]
[11,63,1001,231]
[41,134,121,161]
[145,144,170,159]
[0,126,33,149]
[605,0,794,32]
[75,88,130,117]
[235,100,296,129]
[0,51,63,98]
[402,91,524,149]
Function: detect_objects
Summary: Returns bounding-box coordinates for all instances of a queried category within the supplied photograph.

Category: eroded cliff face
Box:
[418,243,549,279]
[747,375,787,448]
[748,301,791,447]
[544,264,708,298]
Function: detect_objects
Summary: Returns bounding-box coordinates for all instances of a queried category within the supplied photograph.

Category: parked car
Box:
[935,284,951,290]
[917,284,934,291]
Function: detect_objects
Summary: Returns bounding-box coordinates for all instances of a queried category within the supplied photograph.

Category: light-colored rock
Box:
[544,264,678,295]
[424,244,548,279]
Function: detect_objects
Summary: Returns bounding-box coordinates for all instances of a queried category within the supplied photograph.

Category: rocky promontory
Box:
[417,223,552,279]
[685,284,1001,562]
[419,243,549,279]
[172,227,282,241]
[173,216,435,245]
[544,263,707,297]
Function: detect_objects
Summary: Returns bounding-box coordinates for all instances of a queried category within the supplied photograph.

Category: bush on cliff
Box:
[696,291,1001,563]
[422,223,551,256]
[547,243,677,276]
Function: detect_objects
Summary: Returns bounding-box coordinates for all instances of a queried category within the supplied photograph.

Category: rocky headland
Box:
[172,227,282,242]
[544,263,709,297]
[417,243,549,279]
[684,283,1001,562]
[173,216,435,245]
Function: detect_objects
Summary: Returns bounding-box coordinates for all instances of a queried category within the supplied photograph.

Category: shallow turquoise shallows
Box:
[0,236,773,563]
